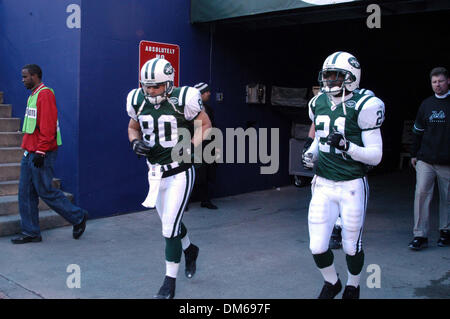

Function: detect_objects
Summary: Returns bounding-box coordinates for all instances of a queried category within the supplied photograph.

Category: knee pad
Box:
[309,239,330,256]
[342,240,357,256]
[342,227,363,256]
[162,222,182,238]
[309,202,335,255]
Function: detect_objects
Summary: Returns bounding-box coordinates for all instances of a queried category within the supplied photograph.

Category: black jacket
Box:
[411,94,450,165]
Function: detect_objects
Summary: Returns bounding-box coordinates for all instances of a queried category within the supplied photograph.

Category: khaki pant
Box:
[413,160,450,237]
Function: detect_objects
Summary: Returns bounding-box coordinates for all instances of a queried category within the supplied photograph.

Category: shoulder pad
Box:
[129,88,144,106]
[177,86,191,107]
[357,96,385,130]
[308,93,323,109]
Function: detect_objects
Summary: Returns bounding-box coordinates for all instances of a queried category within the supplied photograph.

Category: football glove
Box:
[327,131,349,151]
[302,152,315,170]
[301,137,315,170]
[131,139,153,156]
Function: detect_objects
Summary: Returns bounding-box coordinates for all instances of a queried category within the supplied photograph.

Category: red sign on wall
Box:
[139,40,180,87]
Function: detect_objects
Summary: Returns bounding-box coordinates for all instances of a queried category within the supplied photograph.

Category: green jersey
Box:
[127,86,203,165]
[309,92,385,181]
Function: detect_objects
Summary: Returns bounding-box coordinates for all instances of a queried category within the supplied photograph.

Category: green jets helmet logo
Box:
[164,64,174,75]
[348,57,360,69]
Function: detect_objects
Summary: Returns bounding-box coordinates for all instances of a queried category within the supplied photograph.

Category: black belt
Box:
[162,163,192,178]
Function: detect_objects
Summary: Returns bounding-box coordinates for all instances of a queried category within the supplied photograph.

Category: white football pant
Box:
[156,166,195,238]
[308,175,369,256]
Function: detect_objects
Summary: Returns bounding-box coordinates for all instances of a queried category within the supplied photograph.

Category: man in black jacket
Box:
[409,67,450,250]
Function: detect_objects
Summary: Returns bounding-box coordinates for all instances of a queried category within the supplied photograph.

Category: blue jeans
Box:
[18,150,86,237]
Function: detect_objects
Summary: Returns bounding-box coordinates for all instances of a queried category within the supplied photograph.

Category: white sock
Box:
[181,235,191,251]
[319,264,338,285]
[165,261,180,278]
[347,271,360,288]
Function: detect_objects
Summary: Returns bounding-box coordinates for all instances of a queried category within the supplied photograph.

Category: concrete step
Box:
[0,163,21,181]
[0,192,73,216]
[0,178,61,196]
[0,118,21,132]
[0,132,23,147]
[0,210,71,237]
[0,147,23,163]
[0,104,12,118]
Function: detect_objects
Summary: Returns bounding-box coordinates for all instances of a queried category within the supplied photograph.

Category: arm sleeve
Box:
[306,137,319,157]
[410,103,425,157]
[126,89,139,121]
[36,90,58,152]
[410,134,423,158]
[346,128,383,166]
[184,88,203,121]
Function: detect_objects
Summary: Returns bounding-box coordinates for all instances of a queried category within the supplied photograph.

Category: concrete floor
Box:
[0,169,448,299]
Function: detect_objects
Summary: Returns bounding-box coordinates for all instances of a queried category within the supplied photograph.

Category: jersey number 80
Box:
[139,114,178,148]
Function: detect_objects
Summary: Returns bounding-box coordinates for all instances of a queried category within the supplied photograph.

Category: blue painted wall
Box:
[0,0,81,199]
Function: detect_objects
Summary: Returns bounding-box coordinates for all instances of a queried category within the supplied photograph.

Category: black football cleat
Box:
[154,276,176,299]
[318,278,342,299]
[342,285,360,299]
[329,225,342,250]
[184,244,199,278]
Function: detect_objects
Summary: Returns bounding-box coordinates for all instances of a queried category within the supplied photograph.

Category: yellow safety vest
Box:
[22,86,62,146]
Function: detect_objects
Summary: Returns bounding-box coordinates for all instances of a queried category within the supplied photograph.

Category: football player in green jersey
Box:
[303,88,376,251]
[302,52,385,299]
[127,58,212,299]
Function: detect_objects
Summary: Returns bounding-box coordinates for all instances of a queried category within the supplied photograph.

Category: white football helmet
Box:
[319,51,361,96]
[140,58,174,104]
